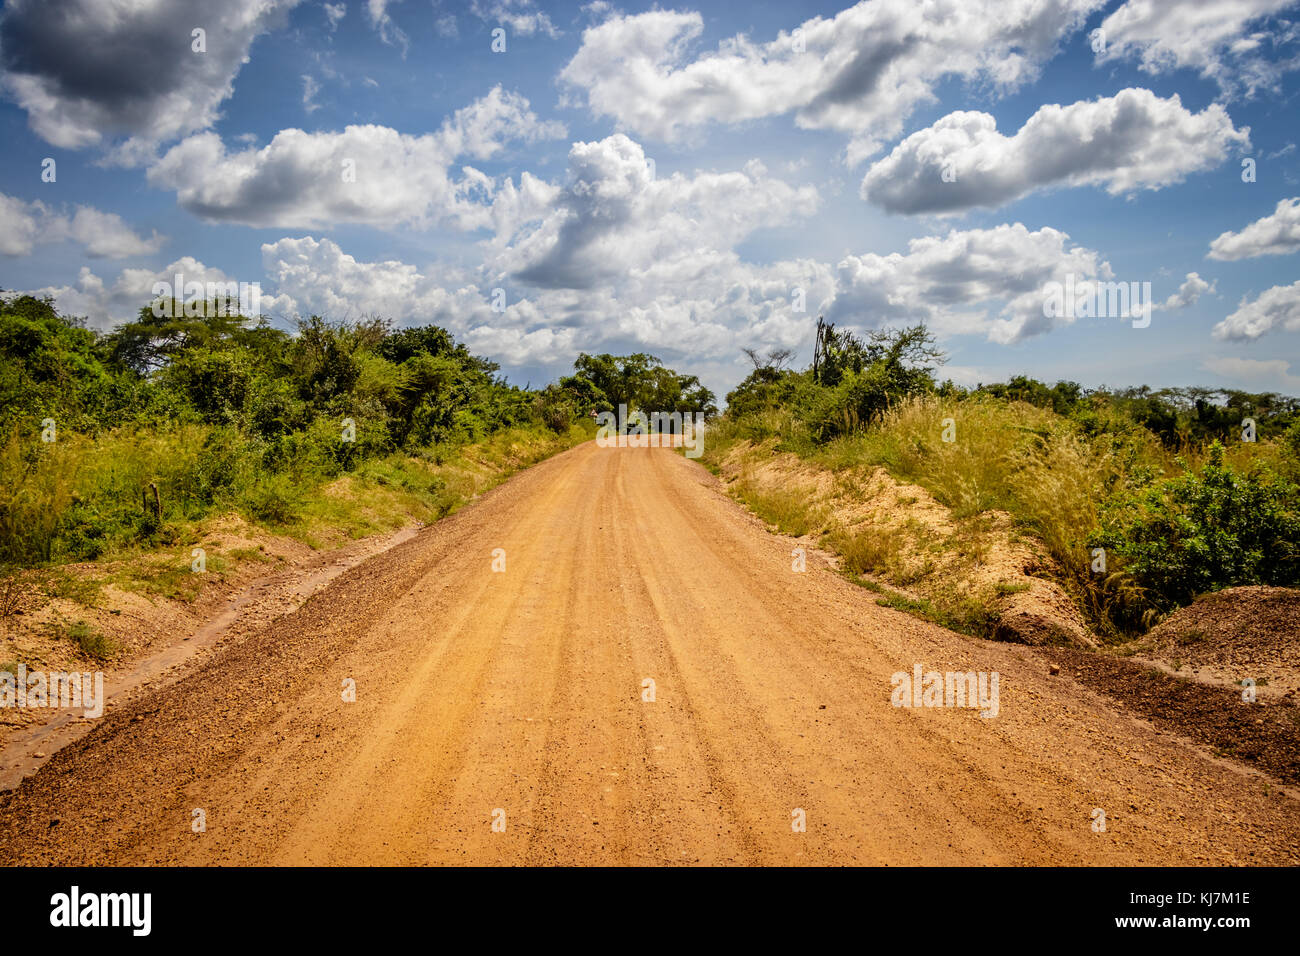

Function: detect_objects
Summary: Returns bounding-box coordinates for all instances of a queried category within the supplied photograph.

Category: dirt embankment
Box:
[1035,585,1300,788]
[1,516,393,692]
[1041,640,1300,787]
[0,518,420,788]
[708,440,1096,648]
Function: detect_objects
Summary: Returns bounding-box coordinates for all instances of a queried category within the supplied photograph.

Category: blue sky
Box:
[2,0,1299,400]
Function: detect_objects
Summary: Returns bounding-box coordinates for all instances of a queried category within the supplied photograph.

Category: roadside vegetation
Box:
[0,293,714,581]
[707,320,1300,641]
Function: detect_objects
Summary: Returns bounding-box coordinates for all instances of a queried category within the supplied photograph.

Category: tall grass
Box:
[0,424,242,564]
[0,421,591,568]
[0,430,79,564]
[732,479,828,537]
[707,393,1288,638]
[816,396,1176,636]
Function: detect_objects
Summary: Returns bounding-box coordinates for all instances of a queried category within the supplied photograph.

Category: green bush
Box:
[64,620,118,660]
[242,472,302,525]
[1094,441,1300,608]
[1286,420,1300,458]
[160,348,254,425]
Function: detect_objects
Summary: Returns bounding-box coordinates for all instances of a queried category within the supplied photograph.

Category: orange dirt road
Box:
[1,442,1297,865]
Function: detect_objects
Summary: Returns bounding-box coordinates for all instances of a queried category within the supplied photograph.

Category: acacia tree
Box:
[742,346,794,373]
[567,352,716,417]
[101,302,284,376]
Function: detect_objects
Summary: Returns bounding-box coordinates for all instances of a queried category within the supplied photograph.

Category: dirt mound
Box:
[1042,646,1300,787]
[1132,586,1300,700]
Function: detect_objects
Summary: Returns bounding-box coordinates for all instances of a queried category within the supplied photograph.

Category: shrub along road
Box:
[0,442,1296,865]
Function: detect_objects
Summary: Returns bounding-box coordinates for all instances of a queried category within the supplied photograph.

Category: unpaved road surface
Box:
[1,443,1297,865]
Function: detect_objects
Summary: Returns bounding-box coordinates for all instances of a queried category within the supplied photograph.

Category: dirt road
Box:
[1,442,1296,865]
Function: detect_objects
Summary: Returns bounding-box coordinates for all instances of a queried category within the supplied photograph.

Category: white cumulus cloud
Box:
[0,192,165,258]
[1095,0,1300,96]
[825,223,1113,344]
[1213,280,1300,339]
[860,89,1249,214]
[0,0,301,162]
[559,0,1104,163]
[147,87,565,229]
[496,134,820,291]
[1156,272,1216,311]
[1208,197,1300,259]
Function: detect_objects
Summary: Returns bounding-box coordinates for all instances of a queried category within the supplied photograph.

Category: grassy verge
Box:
[1,423,593,688]
[836,567,999,639]
[704,395,1297,641]
[2,422,590,623]
[0,422,591,577]
[699,433,1027,641]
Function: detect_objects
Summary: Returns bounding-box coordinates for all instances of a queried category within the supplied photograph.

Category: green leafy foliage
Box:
[719,318,1300,631]
[564,352,717,418]
[0,293,706,567]
[1094,442,1300,608]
